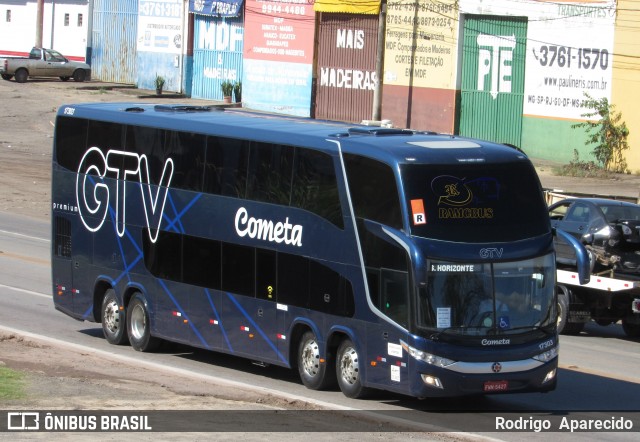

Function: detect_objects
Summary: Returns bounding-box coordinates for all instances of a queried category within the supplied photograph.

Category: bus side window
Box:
[126,126,165,181]
[143,230,182,281]
[277,253,309,308]
[256,248,277,301]
[245,142,294,205]
[183,235,221,289]
[54,117,89,171]
[292,149,343,228]
[343,154,402,229]
[203,136,249,197]
[164,131,206,192]
[308,260,355,316]
[221,243,255,297]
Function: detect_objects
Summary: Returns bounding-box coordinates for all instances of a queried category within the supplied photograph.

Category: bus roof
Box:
[56,102,530,166]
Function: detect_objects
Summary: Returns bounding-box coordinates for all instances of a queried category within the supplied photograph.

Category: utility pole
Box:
[36,0,44,47]
[372,0,387,121]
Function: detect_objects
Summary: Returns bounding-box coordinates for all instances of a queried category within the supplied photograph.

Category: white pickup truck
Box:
[0,47,90,83]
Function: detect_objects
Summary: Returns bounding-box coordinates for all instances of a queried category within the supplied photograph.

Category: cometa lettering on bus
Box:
[235,207,303,247]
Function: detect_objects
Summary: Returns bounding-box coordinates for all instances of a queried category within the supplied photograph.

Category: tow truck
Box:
[556,267,640,337]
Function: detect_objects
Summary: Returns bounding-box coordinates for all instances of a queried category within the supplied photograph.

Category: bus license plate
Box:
[484,380,508,392]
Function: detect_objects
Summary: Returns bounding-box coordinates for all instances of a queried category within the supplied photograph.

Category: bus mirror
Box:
[555,228,590,285]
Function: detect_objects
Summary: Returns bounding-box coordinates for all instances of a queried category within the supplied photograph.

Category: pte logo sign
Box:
[76,147,174,243]
[477,34,516,99]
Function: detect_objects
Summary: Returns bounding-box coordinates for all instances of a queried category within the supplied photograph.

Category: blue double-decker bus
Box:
[51,103,587,398]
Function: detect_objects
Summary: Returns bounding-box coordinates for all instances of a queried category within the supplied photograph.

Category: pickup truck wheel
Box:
[60,76,70,82]
[1,74,12,81]
[14,69,28,83]
[73,69,87,82]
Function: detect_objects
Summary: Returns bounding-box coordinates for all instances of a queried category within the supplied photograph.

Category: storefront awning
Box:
[189,0,244,17]
[314,0,380,15]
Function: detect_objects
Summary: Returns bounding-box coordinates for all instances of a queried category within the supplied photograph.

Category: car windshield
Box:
[417,253,555,338]
[600,204,640,223]
[401,161,549,242]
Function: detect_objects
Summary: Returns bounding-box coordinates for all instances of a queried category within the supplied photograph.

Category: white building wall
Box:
[0,1,88,60]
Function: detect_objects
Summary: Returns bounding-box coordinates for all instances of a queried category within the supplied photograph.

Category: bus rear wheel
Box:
[336,338,370,399]
[127,292,160,352]
[101,289,128,345]
[297,331,335,390]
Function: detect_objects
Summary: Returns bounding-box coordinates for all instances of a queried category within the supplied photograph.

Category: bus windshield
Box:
[401,162,549,242]
[417,253,556,337]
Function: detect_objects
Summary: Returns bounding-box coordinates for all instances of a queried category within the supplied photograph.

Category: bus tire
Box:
[297,331,335,390]
[127,292,160,352]
[336,338,370,399]
[101,289,128,345]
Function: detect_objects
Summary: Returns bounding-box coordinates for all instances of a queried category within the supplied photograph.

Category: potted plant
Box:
[221,80,233,103]
[233,81,242,103]
[155,74,165,95]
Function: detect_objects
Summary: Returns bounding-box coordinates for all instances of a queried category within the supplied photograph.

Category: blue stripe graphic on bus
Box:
[162,193,202,234]
[158,279,209,349]
[204,288,233,352]
[225,293,286,363]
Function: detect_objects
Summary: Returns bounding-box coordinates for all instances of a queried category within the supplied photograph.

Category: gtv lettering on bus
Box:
[234,207,303,246]
[76,147,174,243]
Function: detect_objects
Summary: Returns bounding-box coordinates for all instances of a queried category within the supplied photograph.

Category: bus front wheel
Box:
[297,331,335,390]
[101,289,128,345]
[336,338,370,399]
[127,293,160,352]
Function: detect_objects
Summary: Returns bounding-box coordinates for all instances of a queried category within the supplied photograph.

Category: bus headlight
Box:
[400,340,455,367]
[532,346,558,363]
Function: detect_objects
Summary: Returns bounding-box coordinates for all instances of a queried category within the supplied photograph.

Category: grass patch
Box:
[0,365,26,400]
[556,150,613,179]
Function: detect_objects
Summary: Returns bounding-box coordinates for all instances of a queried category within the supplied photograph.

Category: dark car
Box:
[549,197,640,275]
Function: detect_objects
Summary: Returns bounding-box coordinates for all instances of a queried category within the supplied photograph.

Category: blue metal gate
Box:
[91,0,138,83]
[192,13,244,100]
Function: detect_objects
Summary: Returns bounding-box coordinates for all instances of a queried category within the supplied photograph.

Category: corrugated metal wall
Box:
[192,14,244,101]
[459,15,527,147]
[91,0,138,84]
[315,13,379,123]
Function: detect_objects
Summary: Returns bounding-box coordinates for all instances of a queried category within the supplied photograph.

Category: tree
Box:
[572,94,630,173]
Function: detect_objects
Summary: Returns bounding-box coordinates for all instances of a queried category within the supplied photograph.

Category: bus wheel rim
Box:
[301,339,320,377]
[130,304,146,340]
[339,346,359,385]
[104,299,120,333]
